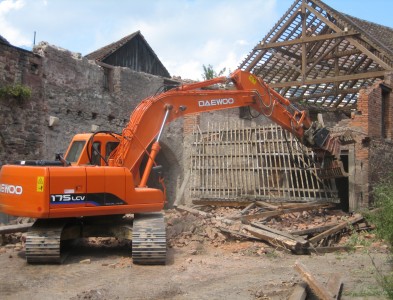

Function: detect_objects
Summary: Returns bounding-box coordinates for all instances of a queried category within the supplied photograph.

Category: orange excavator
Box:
[0,70,347,264]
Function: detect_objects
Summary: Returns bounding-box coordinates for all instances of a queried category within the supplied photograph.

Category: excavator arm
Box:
[109,70,345,183]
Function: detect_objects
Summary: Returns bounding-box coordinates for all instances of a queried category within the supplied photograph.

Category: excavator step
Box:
[132,212,166,265]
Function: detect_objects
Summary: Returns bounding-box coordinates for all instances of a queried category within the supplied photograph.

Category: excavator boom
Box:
[109,70,345,180]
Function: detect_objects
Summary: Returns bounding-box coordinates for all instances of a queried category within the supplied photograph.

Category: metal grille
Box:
[190,122,338,203]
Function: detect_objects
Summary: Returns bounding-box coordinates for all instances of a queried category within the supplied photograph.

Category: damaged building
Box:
[1,0,393,225]
[187,0,393,212]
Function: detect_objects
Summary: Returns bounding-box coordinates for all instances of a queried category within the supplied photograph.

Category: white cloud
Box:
[0,0,30,46]
[107,0,279,80]
[0,0,281,80]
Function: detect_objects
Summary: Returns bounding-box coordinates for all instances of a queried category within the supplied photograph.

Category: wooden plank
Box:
[218,227,262,241]
[288,282,307,300]
[294,261,333,300]
[326,273,343,300]
[242,203,332,221]
[308,214,364,245]
[255,201,278,210]
[251,222,309,248]
[309,246,351,254]
[255,31,358,50]
[347,36,392,70]
[243,225,307,253]
[240,203,256,215]
[175,205,211,218]
[173,171,191,207]
[228,202,256,220]
[192,200,252,207]
[0,222,34,234]
[270,70,387,88]
[290,224,336,236]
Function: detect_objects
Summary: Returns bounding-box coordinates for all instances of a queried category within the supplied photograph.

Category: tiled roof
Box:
[85,31,140,61]
[341,14,393,57]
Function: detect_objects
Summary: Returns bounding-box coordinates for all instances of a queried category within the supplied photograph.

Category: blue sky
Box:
[1,0,393,80]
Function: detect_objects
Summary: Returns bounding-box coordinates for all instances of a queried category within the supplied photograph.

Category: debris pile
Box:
[169,201,373,254]
[0,217,34,252]
[0,202,378,257]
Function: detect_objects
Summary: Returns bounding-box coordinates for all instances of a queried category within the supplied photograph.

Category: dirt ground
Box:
[0,209,391,300]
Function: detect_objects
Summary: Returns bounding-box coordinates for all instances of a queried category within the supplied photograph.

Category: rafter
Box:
[255,31,358,50]
[290,87,362,102]
[308,49,361,63]
[245,8,302,71]
[271,70,386,88]
[306,39,342,76]
[240,0,393,107]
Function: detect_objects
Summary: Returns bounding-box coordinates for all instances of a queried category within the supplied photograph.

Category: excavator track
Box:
[25,219,69,264]
[132,212,166,265]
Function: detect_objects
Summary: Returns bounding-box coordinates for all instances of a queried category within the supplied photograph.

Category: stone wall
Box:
[0,43,45,166]
[36,43,167,159]
[0,42,170,164]
[0,42,183,211]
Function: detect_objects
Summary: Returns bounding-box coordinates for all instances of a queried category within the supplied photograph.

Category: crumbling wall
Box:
[0,43,45,166]
[343,72,393,208]
[36,43,166,159]
[0,42,183,209]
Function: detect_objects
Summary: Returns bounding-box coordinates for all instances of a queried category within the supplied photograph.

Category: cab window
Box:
[91,142,101,165]
[105,142,119,160]
[65,141,86,163]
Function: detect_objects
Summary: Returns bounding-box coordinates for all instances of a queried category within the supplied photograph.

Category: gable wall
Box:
[103,36,170,78]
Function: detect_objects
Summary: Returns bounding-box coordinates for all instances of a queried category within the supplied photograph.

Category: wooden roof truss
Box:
[239,0,393,109]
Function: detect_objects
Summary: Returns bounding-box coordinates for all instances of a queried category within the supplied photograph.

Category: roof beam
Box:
[346,37,392,70]
[270,51,302,73]
[305,2,392,70]
[308,49,361,63]
[245,9,302,71]
[270,70,386,88]
[290,87,362,102]
[301,3,307,82]
[255,31,358,50]
[305,39,342,76]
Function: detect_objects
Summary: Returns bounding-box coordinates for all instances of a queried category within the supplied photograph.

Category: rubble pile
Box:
[170,201,375,254]
[0,202,379,256]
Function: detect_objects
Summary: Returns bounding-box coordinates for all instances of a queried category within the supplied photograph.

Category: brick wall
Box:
[183,114,200,135]
[344,73,393,208]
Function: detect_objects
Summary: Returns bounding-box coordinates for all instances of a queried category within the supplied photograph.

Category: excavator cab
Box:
[65,132,120,166]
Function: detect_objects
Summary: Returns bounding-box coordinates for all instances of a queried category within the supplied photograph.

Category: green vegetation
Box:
[0,84,32,102]
[367,173,393,298]
[344,285,386,297]
[201,64,226,80]
[344,230,373,250]
[369,174,393,246]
